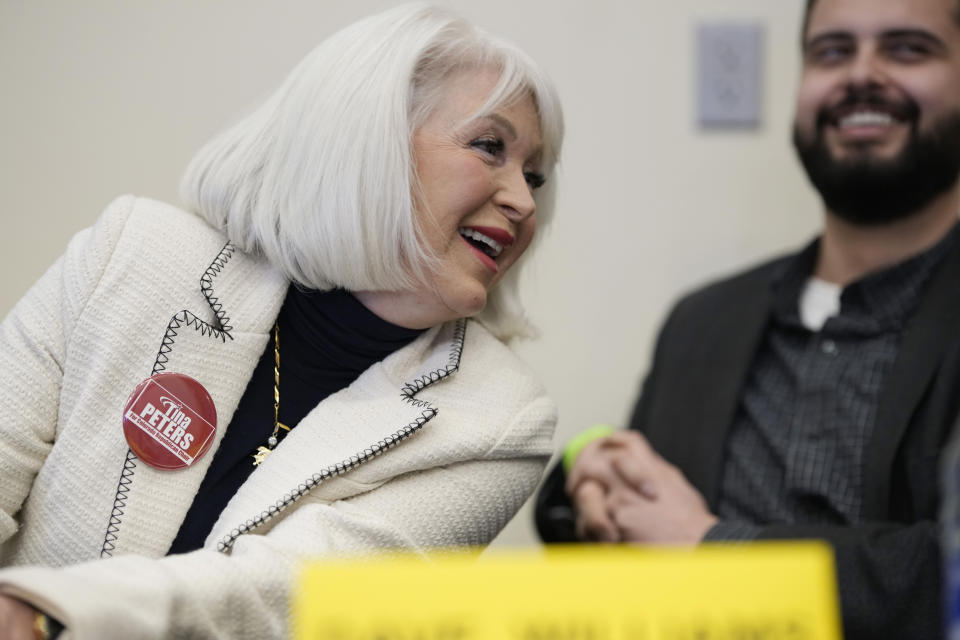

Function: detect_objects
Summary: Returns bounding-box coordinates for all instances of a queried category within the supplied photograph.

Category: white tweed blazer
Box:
[0,196,556,639]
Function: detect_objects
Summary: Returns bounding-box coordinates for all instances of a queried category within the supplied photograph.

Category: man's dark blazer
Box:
[536,237,960,640]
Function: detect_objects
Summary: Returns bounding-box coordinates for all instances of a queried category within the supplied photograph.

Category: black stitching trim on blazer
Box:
[100,242,237,559]
[215,317,468,553]
[400,318,465,409]
[200,244,235,334]
[99,450,137,558]
[152,310,232,376]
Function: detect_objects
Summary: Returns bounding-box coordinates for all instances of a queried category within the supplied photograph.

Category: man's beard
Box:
[793,92,960,226]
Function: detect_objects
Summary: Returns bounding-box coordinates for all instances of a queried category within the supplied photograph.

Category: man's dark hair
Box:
[801,0,960,42]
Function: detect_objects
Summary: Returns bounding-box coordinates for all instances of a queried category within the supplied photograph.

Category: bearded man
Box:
[536,1,960,638]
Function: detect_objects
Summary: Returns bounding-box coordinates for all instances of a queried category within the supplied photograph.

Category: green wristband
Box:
[562,424,616,474]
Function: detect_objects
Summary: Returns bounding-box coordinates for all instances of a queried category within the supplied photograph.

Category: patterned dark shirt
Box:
[707,226,958,540]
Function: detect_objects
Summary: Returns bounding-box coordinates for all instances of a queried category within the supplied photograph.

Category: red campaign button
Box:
[122,373,218,471]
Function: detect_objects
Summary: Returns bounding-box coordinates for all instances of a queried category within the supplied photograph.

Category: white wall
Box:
[0,0,821,548]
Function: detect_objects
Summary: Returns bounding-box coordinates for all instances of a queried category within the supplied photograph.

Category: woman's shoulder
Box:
[463,320,538,375]
[415,318,551,408]
[105,195,225,244]
[90,195,233,273]
[375,318,551,414]
[68,195,282,323]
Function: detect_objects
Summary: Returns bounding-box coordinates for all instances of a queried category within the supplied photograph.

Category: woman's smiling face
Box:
[357,68,545,329]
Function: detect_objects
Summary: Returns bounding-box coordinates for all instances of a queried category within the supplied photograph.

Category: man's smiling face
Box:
[793,0,960,224]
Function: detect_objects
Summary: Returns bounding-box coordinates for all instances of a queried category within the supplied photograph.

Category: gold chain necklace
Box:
[252,322,291,466]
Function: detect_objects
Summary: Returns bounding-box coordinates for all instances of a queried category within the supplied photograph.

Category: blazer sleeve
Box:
[0,196,134,543]
[533,459,575,542]
[754,520,941,640]
[0,387,554,638]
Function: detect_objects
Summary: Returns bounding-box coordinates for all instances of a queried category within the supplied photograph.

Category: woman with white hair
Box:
[0,4,563,638]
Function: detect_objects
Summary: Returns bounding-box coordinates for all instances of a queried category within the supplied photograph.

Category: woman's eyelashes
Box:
[470,136,505,157]
[469,136,546,190]
[524,171,546,190]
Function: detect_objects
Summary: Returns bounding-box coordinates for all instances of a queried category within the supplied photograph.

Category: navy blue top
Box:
[167,286,424,554]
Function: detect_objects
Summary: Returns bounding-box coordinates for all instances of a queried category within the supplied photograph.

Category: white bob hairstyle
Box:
[180,3,564,340]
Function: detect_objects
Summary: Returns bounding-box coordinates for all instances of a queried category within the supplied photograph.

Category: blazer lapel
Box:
[105,243,287,558]
[863,239,960,518]
[208,320,467,552]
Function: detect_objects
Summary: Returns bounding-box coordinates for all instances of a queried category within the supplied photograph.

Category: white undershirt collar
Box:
[798,276,841,331]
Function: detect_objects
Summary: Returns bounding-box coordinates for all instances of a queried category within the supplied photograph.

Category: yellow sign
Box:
[295,543,842,639]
